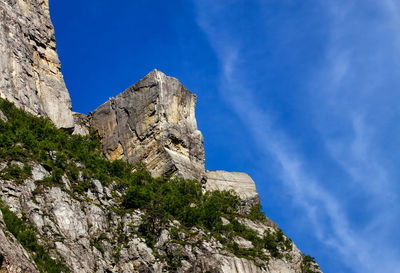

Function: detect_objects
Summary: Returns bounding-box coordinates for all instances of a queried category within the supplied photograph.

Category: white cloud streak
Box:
[193,1,400,272]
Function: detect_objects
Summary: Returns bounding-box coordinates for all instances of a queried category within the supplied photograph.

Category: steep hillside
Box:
[0,99,321,272]
[0,0,323,272]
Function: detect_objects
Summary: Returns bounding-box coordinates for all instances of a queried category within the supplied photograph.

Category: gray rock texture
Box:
[206,170,261,211]
[0,210,39,273]
[72,112,90,135]
[0,2,324,272]
[0,0,74,128]
[0,162,322,273]
[90,69,205,181]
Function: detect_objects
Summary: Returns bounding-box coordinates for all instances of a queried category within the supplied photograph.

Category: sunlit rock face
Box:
[0,0,74,128]
[90,69,206,181]
[206,170,261,211]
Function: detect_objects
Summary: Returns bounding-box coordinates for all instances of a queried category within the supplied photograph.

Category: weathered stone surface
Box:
[72,112,90,135]
[90,69,205,181]
[0,0,74,128]
[206,170,260,211]
[0,210,39,273]
[0,161,322,273]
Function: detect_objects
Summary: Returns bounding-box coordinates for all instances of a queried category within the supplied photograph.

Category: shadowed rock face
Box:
[90,69,205,181]
[0,0,74,128]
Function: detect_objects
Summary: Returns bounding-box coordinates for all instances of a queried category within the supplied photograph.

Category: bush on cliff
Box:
[121,165,240,234]
[0,203,70,273]
[0,99,294,264]
[0,98,134,190]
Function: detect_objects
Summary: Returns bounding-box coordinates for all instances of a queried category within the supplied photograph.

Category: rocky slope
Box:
[0,84,322,273]
[0,159,320,273]
[0,1,323,272]
[0,0,73,129]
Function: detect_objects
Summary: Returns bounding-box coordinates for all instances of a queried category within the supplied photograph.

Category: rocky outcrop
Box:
[90,69,205,181]
[88,70,267,211]
[0,211,39,273]
[0,161,322,273]
[0,0,74,128]
[206,170,260,211]
[72,112,90,135]
[0,2,324,272]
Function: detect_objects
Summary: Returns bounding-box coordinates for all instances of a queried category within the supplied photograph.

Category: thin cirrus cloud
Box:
[192,0,400,273]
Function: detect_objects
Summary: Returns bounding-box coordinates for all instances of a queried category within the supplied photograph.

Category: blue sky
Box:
[50,1,400,272]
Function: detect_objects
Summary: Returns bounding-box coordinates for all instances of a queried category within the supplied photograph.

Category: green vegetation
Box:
[0,162,32,183]
[247,203,268,222]
[121,165,240,245]
[0,98,299,268]
[301,254,319,273]
[0,98,134,191]
[121,166,293,263]
[0,203,69,273]
[90,233,108,254]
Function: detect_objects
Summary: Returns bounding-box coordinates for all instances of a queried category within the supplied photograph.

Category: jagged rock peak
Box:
[90,69,206,181]
[0,0,74,129]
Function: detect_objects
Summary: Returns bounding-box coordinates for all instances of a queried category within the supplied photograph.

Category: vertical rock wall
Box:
[90,69,206,181]
[0,0,74,128]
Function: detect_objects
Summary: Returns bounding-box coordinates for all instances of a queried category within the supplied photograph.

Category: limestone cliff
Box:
[90,69,205,182]
[0,0,74,128]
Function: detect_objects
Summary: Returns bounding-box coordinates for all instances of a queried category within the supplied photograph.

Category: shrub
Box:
[0,203,70,272]
[247,203,267,221]
[0,163,32,183]
[301,254,318,273]
[0,98,135,192]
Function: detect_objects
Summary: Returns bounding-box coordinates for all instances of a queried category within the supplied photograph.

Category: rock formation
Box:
[89,69,262,212]
[0,211,39,273]
[0,0,74,128]
[90,69,205,182]
[0,161,321,273]
[0,1,323,272]
[206,170,260,211]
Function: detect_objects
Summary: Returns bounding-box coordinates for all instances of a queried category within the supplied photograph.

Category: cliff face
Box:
[90,69,206,182]
[0,160,320,273]
[0,0,73,128]
[0,1,323,273]
[89,70,261,212]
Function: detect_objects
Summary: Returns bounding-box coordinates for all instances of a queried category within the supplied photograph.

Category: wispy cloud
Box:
[193,1,400,272]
